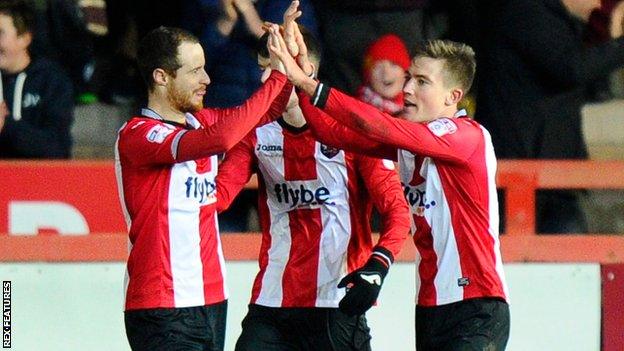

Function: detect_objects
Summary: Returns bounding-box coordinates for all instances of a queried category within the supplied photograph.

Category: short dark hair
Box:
[255,26,321,65]
[137,26,200,91]
[0,0,35,35]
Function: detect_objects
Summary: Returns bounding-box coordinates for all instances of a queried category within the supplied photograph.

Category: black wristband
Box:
[311,82,330,109]
[372,246,394,267]
[363,254,390,279]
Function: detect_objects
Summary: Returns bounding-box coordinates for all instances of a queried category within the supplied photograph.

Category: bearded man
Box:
[114,26,292,351]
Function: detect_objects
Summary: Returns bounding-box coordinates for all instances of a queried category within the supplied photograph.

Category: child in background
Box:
[357,34,410,116]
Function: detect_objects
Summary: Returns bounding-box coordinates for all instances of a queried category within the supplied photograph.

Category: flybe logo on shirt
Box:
[402,183,436,216]
[185,176,216,205]
[273,183,335,208]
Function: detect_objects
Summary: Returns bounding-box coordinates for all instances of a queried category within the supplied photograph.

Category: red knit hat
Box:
[362,34,411,82]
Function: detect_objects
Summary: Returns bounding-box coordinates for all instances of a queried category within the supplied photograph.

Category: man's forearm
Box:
[296,75,318,97]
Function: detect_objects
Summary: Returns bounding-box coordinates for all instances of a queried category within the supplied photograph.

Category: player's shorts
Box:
[124,300,227,351]
[235,304,372,351]
[415,297,510,351]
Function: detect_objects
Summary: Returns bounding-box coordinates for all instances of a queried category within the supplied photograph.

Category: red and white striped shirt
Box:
[216,118,410,308]
[301,86,509,307]
[115,71,290,311]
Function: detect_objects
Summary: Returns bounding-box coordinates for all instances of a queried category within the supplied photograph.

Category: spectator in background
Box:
[181,0,317,232]
[313,0,431,94]
[0,0,74,158]
[476,0,624,233]
[182,0,317,108]
[357,34,410,116]
[31,0,101,100]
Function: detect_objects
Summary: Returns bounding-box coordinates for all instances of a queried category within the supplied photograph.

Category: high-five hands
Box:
[266,23,287,74]
[266,24,310,88]
[282,0,302,57]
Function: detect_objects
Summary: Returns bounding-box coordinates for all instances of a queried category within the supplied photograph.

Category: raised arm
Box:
[176,70,288,162]
[298,90,396,160]
[311,84,478,164]
[216,132,257,212]
[265,24,475,163]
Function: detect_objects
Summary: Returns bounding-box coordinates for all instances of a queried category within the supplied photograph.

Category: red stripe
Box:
[199,203,225,304]
[436,131,505,301]
[414,213,437,305]
[280,131,320,306]
[283,130,317,180]
[125,167,175,310]
[281,208,322,306]
[346,154,374,273]
[251,173,271,303]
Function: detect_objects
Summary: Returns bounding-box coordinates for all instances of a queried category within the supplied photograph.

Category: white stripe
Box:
[123,240,132,309]
[315,145,349,307]
[114,123,134,307]
[481,126,509,301]
[114,124,132,229]
[212,156,229,299]
[12,72,26,121]
[255,124,288,306]
[414,251,422,304]
[185,113,201,129]
[171,130,187,160]
[169,162,205,308]
[372,251,393,267]
[425,161,464,305]
[141,108,164,120]
[312,83,323,106]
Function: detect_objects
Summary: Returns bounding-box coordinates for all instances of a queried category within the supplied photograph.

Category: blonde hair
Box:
[413,40,476,93]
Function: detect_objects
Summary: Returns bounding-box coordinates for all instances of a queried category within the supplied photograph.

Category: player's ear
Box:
[445,87,464,106]
[153,68,169,88]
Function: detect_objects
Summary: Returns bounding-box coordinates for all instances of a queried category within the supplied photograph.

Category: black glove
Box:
[337,248,393,316]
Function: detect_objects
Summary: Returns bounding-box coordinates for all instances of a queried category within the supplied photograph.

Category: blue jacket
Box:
[0,58,74,158]
[182,0,318,108]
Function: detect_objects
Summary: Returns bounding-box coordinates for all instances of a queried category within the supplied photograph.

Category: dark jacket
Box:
[0,57,74,158]
[182,0,318,108]
[476,0,624,159]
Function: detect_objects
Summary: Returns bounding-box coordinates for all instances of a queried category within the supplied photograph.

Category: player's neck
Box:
[146,97,187,125]
[282,105,306,128]
[439,105,460,119]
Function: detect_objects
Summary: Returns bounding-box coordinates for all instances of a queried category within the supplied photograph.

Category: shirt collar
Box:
[141,108,201,129]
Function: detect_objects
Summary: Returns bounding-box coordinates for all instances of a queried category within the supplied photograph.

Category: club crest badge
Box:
[320,144,340,159]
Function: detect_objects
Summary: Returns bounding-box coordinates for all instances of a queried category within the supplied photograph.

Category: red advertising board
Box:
[0,161,126,235]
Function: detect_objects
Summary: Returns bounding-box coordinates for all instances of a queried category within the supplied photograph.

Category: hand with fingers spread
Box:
[266,23,287,74]
[292,22,315,76]
[234,0,264,38]
[266,24,317,94]
[282,0,302,57]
